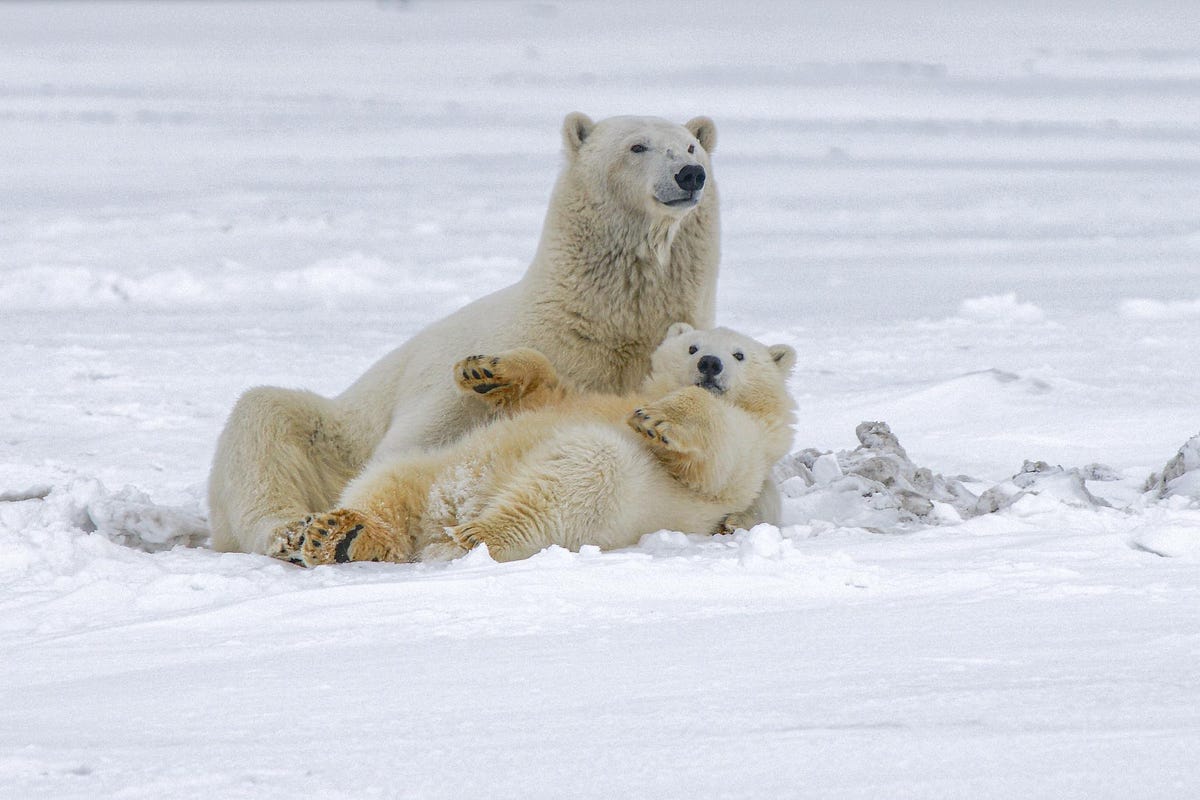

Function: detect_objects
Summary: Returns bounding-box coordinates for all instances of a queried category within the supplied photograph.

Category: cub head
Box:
[645,323,796,411]
[562,112,716,219]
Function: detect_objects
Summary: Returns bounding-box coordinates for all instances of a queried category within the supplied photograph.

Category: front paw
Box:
[628,405,697,453]
[445,520,498,552]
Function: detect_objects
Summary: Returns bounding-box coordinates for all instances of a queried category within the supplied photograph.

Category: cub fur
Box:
[269,325,796,565]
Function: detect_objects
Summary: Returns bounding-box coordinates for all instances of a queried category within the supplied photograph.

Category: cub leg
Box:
[454,348,570,413]
[444,430,627,561]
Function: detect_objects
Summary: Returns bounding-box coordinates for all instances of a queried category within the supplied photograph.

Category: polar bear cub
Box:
[268,324,796,565]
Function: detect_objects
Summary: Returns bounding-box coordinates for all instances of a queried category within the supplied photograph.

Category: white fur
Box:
[333,325,796,563]
[209,113,721,554]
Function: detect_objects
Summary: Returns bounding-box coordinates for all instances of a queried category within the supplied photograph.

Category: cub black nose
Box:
[697,355,723,376]
[674,164,706,192]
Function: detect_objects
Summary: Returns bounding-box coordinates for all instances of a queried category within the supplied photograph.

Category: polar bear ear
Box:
[685,116,717,153]
[768,344,796,373]
[563,112,595,157]
[665,321,695,339]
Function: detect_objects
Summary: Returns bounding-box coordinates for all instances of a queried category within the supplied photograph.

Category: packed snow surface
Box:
[2,2,1199,798]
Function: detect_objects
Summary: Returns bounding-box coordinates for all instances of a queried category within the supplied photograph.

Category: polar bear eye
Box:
[688,144,696,154]
[630,144,647,153]
[733,351,744,361]
[688,345,698,355]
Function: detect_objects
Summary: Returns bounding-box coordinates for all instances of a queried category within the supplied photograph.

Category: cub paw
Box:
[267,517,312,565]
[454,348,556,410]
[455,354,508,398]
[628,406,693,453]
[269,509,405,567]
[716,510,755,535]
[446,520,497,552]
[419,535,471,563]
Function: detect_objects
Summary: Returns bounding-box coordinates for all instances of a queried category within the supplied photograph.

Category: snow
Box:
[2,1,1200,797]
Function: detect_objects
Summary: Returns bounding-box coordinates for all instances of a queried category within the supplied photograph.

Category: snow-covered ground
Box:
[2,1,1199,797]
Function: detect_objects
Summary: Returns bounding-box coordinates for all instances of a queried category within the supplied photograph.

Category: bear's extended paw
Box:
[455,354,507,399]
[628,404,700,454]
[268,509,406,567]
[454,349,557,410]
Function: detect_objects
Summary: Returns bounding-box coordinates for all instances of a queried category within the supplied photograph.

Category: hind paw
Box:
[454,348,557,410]
[268,509,405,567]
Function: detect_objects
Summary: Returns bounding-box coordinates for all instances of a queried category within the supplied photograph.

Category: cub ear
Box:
[665,321,695,339]
[768,344,796,373]
[684,116,717,153]
[563,112,595,157]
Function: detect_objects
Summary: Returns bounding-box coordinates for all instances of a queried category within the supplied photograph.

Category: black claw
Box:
[471,369,481,379]
[481,369,493,378]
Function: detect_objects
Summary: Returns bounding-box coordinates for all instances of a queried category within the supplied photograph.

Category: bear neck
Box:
[520,170,720,390]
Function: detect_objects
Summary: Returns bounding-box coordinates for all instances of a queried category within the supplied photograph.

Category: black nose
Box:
[697,355,723,376]
[674,164,706,192]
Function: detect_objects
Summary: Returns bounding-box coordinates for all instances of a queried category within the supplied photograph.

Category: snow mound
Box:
[976,460,1113,515]
[777,421,978,530]
[900,368,1056,408]
[956,292,1045,324]
[0,476,208,553]
[1119,297,1200,321]
[1143,433,1200,502]
[1128,509,1200,558]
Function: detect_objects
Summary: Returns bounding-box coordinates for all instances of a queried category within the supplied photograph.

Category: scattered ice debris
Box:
[0,476,208,552]
[776,421,979,530]
[775,422,1134,530]
[1143,433,1200,502]
[975,460,1113,515]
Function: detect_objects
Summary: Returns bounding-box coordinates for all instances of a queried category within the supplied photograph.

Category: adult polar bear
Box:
[209,112,773,555]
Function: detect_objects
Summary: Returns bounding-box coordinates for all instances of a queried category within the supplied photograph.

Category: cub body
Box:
[271,325,796,565]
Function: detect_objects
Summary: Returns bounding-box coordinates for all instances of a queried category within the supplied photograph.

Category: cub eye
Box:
[687,144,696,154]
[688,345,698,355]
[630,144,647,153]
[732,351,744,361]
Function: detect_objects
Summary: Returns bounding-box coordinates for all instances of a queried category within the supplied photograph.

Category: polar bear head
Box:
[562,113,717,219]
[645,323,796,408]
